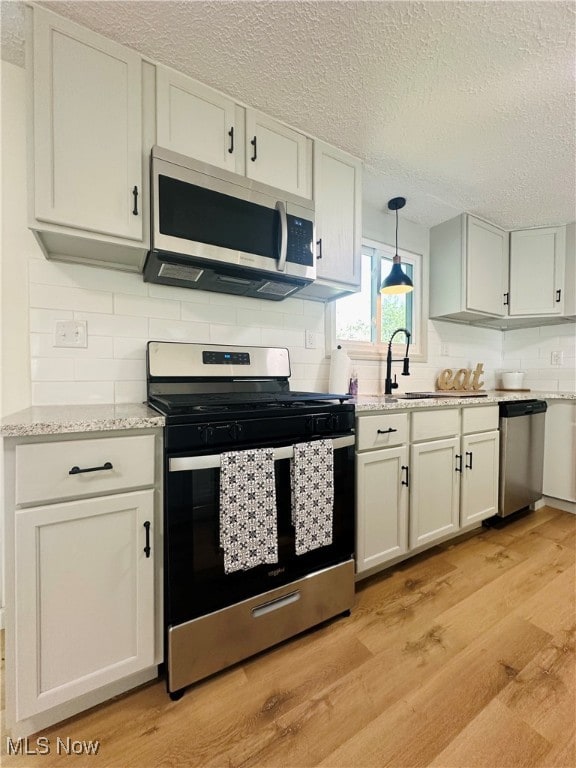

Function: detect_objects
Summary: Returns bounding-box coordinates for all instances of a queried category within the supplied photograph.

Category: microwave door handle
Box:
[276,201,288,272]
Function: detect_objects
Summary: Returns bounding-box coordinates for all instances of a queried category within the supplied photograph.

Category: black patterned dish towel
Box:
[291,439,334,555]
[219,448,279,574]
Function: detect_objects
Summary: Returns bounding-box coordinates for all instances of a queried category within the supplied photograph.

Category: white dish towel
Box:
[219,448,278,574]
[291,439,334,555]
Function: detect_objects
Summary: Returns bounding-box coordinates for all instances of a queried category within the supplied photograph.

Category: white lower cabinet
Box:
[543,400,576,502]
[4,429,161,735]
[460,430,500,524]
[15,491,155,720]
[409,437,460,548]
[356,445,409,572]
[356,405,500,576]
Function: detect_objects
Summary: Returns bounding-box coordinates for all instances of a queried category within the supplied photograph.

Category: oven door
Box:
[164,434,355,627]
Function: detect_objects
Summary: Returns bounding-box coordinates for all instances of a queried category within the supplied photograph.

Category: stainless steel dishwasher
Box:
[498,400,547,517]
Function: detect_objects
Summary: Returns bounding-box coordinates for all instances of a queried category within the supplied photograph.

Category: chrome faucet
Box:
[384,328,411,395]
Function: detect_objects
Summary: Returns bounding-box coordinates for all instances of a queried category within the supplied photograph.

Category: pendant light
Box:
[380,196,414,294]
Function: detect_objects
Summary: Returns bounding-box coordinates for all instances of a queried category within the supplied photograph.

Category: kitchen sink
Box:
[398,392,489,399]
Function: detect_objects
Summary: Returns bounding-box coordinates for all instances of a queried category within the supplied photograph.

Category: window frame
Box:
[326,237,428,362]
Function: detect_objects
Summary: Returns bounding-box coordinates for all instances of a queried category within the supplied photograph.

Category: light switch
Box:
[54,320,88,348]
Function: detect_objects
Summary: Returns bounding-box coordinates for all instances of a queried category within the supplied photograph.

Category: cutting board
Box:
[495,388,531,392]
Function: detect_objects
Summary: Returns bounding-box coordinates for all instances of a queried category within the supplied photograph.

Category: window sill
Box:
[337,343,427,364]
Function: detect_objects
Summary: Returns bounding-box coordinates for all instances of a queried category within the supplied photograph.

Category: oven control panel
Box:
[203,351,251,365]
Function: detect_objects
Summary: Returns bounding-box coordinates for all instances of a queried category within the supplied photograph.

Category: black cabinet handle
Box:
[377,427,398,434]
[556,289,562,302]
[455,454,463,473]
[69,461,113,475]
[228,127,234,154]
[465,451,473,469]
[250,136,257,161]
[503,292,509,306]
[143,521,151,558]
[132,186,139,216]
[316,238,323,260]
[401,465,409,487]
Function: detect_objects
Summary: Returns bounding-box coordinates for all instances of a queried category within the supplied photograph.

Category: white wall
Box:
[2,62,32,416]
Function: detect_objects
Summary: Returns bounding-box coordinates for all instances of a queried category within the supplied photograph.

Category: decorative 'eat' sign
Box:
[436,363,485,391]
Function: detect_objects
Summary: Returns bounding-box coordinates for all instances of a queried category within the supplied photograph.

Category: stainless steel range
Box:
[147,341,356,700]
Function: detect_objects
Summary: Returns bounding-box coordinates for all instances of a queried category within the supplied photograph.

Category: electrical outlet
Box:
[440,342,450,356]
[54,320,88,348]
[550,350,564,366]
[305,330,316,349]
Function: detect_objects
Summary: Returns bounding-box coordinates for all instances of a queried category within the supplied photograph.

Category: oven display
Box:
[202,351,251,365]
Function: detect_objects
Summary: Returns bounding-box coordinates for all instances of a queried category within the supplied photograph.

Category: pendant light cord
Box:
[395,208,399,256]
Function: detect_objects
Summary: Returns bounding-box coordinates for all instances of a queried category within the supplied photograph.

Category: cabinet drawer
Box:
[357,412,408,450]
[462,405,499,434]
[411,409,460,441]
[16,434,155,506]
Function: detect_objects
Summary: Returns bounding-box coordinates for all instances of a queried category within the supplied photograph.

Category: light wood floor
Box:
[2,506,575,768]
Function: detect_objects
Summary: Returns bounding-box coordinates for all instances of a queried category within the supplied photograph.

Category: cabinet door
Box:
[509,227,566,315]
[245,110,311,198]
[410,438,460,548]
[156,67,241,173]
[314,142,362,288]
[543,401,576,502]
[32,9,143,240]
[356,446,409,573]
[460,430,499,525]
[466,216,509,316]
[14,490,155,720]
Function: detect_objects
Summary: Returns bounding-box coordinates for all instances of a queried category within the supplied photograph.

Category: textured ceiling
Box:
[1,0,575,229]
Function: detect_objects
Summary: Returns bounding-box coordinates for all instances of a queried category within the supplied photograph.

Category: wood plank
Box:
[428,698,551,767]
[497,624,576,744]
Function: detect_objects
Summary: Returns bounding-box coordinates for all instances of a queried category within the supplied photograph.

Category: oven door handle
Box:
[168,434,355,472]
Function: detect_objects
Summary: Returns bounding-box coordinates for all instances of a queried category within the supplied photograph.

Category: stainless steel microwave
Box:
[144,146,316,301]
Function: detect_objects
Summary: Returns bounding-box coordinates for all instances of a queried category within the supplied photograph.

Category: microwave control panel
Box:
[286,216,314,266]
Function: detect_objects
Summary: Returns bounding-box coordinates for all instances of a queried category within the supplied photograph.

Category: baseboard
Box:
[542,496,576,515]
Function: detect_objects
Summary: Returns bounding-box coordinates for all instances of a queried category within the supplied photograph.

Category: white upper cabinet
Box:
[431,213,573,328]
[156,67,243,174]
[31,7,143,242]
[245,109,312,198]
[509,226,566,316]
[429,214,509,322]
[310,141,362,294]
[156,70,312,199]
[466,217,509,315]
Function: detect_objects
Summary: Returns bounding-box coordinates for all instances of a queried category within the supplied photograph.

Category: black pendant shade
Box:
[380,197,414,295]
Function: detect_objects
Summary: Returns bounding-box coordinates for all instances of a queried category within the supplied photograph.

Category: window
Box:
[331,239,426,360]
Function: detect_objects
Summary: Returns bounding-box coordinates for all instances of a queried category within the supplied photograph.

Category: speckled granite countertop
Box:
[1,392,574,436]
[0,403,165,437]
[355,390,576,413]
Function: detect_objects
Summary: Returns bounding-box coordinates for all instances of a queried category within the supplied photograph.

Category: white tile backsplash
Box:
[26,256,575,404]
[30,283,113,313]
[28,259,327,403]
[502,325,576,392]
